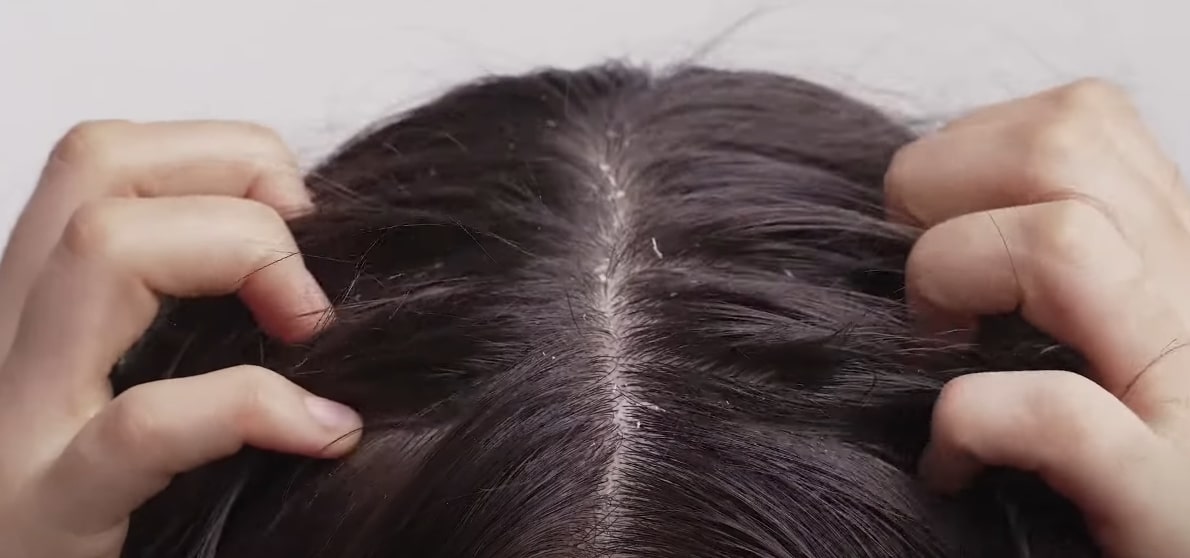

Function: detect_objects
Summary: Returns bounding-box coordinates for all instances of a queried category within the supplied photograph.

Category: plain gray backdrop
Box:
[2,0,1185,248]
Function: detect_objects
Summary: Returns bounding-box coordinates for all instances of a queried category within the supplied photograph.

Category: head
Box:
[117,64,1094,557]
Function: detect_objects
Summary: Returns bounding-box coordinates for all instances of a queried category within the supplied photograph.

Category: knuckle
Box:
[231,199,296,252]
[232,122,299,171]
[233,121,285,146]
[1030,371,1098,409]
[1029,200,1108,261]
[931,374,984,441]
[1150,395,1190,421]
[60,201,119,257]
[1020,116,1087,189]
[228,365,286,424]
[1027,372,1105,451]
[1024,200,1142,320]
[1052,78,1129,114]
[50,120,133,168]
[104,387,164,451]
[1018,82,1130,189]
[233,363,280,385]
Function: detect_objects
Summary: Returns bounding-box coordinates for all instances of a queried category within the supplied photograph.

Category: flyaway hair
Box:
[117,64,1096,558]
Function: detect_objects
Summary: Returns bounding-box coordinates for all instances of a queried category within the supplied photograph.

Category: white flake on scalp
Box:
[580,117,666,552]
[589,148,635,552]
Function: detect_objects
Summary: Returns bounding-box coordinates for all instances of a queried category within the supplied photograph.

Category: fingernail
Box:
[306,273,333,310]
[280,203,314,220]
[297,277,335,335]
[304,396,361,431]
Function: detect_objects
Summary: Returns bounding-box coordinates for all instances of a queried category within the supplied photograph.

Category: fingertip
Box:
[277,201,316,221]
[289,273,336,340]
[305,396,361,431]
[247,169,315,219]
[319,427,363,458]
[276,190,316,220]
[303,395,363,457]
[243,270,334,344]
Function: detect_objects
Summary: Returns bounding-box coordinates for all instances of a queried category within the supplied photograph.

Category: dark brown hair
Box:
[117,64,1096,557]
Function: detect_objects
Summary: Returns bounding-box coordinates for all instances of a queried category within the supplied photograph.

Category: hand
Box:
[887,80,1190,557]
[0,121,362,558]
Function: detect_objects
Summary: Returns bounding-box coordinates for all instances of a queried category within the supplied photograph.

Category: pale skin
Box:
[0,80,1185,557]
[0,121,362,557]
[893,79,1190,557]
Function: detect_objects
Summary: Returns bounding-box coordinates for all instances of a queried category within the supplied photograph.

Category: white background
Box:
[2,0,1186,247]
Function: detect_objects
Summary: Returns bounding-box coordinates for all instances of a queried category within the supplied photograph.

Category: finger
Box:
[942,80,1178,194]
[0,120,311,359]
[941,79,1139,133]
[885,80,1173,229]
[5,196,329,409]
[37,365,361,535]
[905,201,1190,410]
[920,370,1190,557]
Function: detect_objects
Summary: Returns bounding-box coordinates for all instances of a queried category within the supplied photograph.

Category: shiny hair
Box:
[117,64,1094,557]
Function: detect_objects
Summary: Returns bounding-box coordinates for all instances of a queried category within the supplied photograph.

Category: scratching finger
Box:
[0,120,311,359]
[36,365,360,534]
[5,196,329,416]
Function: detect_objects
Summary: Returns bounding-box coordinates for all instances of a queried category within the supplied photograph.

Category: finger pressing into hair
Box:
[920,370,1190,557]
[0,120,311,360]
[4,196,330,411]
[905,200,1190,406]
[921,371,1158,497]
[36,365,361,535]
